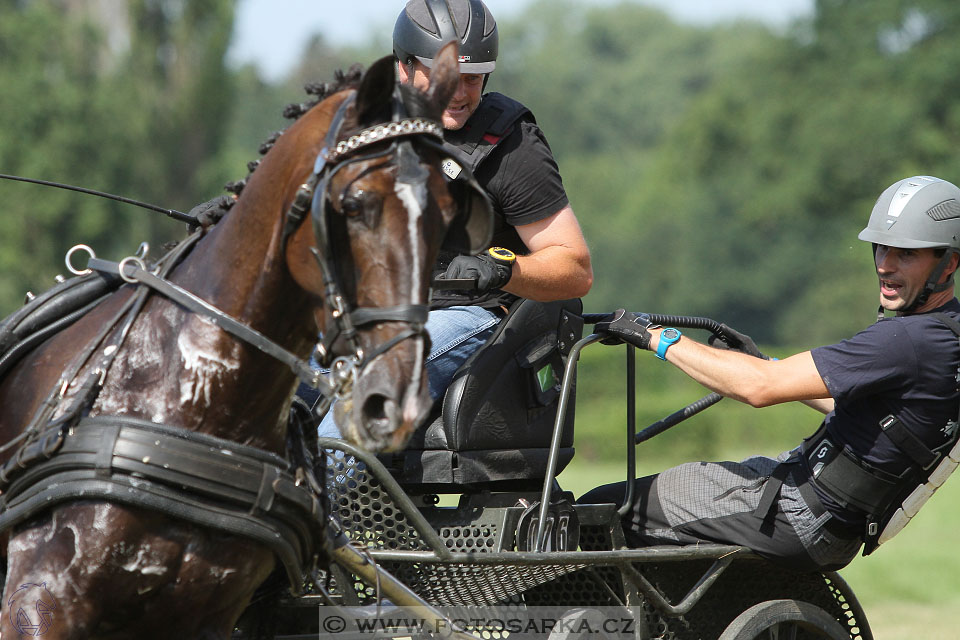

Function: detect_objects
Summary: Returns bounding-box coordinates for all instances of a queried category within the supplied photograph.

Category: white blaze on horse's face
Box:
[392,178,428,435]
[393,179,427,295]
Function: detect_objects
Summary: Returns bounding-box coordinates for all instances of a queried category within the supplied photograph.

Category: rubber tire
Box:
[718,599,850,640]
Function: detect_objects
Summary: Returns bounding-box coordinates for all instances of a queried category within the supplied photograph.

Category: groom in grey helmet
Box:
[584,175,960,572]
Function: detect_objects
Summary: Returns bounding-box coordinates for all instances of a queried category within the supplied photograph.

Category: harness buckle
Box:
[330,356,357,399]
[879,414,897,431]
[330,295,347,319]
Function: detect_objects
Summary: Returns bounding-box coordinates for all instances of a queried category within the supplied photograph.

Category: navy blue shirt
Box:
[809,298,960,525]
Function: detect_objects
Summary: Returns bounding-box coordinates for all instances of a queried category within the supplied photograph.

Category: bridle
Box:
[40,88,472,425]
[281,89,447,407]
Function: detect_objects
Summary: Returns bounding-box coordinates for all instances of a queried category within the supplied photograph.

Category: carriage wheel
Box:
[718,599,850,640]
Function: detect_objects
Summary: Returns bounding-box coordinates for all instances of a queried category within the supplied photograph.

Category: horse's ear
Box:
[425,41,459,115]
[355,55,396,126]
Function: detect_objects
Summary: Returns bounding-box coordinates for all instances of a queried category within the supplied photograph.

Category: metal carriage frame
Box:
[259,312,874,640]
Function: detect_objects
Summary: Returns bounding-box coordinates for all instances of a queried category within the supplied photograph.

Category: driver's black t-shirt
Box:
[431,95,569,310]
[808,298,960,528]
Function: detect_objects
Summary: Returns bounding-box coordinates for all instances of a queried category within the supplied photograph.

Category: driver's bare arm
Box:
[505,205,592,301]
[648,329,832,408]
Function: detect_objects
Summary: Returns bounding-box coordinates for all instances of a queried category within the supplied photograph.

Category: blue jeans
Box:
[316,306,500,438]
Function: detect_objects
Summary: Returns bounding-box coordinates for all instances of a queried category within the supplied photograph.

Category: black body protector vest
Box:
[432,92,533,308]
[439,91,531,184]
[802,313,960,555]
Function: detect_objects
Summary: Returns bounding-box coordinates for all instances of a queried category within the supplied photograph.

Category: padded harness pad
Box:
[383,298,583,489]
[0,271,121,380]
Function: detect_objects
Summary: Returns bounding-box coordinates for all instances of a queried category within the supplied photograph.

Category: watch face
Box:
[663,328,681,341]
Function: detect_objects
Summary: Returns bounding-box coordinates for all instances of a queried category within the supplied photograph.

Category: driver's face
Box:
[874,245,943,313]
[398,60,484,131]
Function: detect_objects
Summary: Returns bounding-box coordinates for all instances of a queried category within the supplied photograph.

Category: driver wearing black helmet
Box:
[318,0,592,438]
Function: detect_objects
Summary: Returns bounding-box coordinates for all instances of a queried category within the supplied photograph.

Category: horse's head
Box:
[285,43,491,452]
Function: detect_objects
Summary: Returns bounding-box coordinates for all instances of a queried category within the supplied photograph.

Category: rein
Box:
[69,245,329,394]
[0,173,195,223]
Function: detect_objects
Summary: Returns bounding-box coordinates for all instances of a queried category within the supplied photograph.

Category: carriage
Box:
[243,298,875,640]
[0,46,872,638]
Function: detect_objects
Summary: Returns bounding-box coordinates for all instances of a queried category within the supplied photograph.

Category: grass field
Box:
[558,456,960,639]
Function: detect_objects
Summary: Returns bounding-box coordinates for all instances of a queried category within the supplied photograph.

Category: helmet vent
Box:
[407,3,441,37]
[482,5,495,37]
[449,2,471,38]
[927,199,960,222]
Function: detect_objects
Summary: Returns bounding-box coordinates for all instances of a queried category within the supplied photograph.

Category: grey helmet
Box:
[859,175,960,309]
[394,0,498,74]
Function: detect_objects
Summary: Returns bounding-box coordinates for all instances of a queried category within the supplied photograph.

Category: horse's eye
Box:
[340,192,364,216]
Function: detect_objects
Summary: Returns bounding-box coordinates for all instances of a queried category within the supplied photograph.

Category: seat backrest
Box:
[385,298,583,490]
[439,297,583,451]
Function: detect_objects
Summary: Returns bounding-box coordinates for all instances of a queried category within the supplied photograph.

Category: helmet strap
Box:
[902,250,956,314]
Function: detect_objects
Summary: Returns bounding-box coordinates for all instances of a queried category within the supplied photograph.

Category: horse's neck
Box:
[173,93,347,350]
[91,108,343,449]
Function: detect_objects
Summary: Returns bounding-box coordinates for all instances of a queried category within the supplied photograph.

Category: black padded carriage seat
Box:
[379,298,584,491]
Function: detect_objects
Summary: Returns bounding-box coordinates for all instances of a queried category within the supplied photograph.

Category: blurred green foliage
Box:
[2,1,959,442]
[4,0,960,338]
[0,0,234,306]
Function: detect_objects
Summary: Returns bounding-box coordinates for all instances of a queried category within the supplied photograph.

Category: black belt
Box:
[754,456,861,540]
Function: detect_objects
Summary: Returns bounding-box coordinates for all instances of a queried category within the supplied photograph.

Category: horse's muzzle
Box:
[335,337,431,453]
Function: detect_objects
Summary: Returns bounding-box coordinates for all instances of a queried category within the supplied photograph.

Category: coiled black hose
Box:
[584,311,731,444]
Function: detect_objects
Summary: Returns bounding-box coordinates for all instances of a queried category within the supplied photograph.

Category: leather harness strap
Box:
[0,416,324,593]
[87,255,326,392]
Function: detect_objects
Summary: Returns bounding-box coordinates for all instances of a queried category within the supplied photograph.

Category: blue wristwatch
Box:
[656,328,682,360]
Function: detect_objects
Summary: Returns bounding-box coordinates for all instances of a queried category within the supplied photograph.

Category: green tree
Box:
[582,0,960,343]
[0,0,234,314]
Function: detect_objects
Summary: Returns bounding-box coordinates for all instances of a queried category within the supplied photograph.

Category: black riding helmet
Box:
[393,0,498,74]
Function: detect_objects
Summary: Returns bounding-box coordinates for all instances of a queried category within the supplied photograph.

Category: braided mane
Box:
[223,65,366,198]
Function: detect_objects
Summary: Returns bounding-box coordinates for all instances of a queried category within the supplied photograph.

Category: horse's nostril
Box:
[361,394,397,436]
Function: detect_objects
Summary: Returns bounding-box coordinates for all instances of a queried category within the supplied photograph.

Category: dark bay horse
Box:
[0,43,479,638]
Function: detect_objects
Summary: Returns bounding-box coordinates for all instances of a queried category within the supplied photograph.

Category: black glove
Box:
[595,309,661,350]
[708,323,769,360]
[188,194,235,229]
[443,247,514,293]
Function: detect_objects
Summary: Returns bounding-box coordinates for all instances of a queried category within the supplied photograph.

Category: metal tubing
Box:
[317,439,455,560]
[619,555,736,616]
[366,544,751,565]
[329,540,479,639]
[619,344,638,517]
[534,333,606,552]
